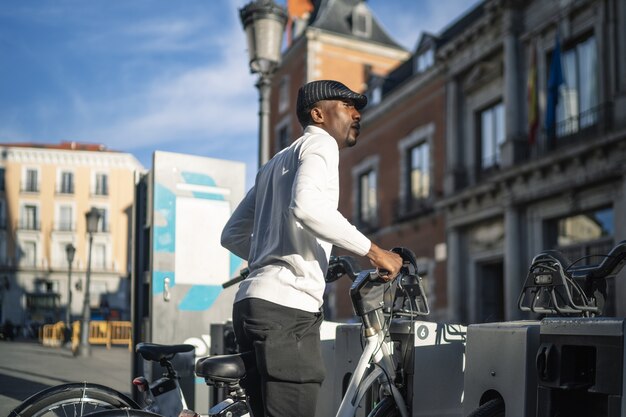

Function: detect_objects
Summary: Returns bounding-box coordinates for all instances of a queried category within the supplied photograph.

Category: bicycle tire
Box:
[466,398,505,417]
[9,382,140,417]
[83,411,161,417]
[367,396,400,417]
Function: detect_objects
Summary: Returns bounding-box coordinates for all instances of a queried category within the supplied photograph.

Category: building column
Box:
[614,175,626,316]
[446,226,463,323]
[444,78,462,195]
[500,3,526,167]
[504,203,524,320]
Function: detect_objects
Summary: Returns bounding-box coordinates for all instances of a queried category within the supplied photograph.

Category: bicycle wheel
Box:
[467,398,505,417]
[82,411,161,417]
[9,382,140,417]
[367,396,400,417]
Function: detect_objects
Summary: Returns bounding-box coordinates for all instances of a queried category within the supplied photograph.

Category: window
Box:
[352,4,371,37]
[408,142,430,200]
[0,199,5,229]
[278,76,290,114]
[556,35,598,137]
[23,168,39,192]
[358,170,377,228]
[369,86,382,106]
[277,125,290,151]
[20,241,37,267]
[479,102,505,170]
[93,243,107,269]
[96,208,108,232]
[546,207,614,264]
[58,205,73,231]
[59,171,74,194]
[416,49,434,73]
[21,204,39,230]
[0,168,5,192]
[94,173,109,195]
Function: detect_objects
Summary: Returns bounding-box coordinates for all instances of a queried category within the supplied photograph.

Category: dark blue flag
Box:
[545,35,564,144]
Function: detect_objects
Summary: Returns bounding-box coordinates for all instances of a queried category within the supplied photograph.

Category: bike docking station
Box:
[463,241,626,417]
[316,249,468,417]
[131,151,248,414]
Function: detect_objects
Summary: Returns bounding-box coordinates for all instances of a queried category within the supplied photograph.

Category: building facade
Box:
[438,0,626,323]
[268,0,410,157]
[336,35,449,319]
[270,0,626,323]
[0,143,144,332]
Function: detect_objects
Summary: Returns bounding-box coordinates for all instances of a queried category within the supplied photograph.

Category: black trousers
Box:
[232,298,326,417]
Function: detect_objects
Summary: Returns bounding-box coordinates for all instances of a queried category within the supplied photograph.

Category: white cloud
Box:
[81,21,258,155]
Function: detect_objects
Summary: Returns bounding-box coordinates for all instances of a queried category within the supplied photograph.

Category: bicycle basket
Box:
[391,247,430,317]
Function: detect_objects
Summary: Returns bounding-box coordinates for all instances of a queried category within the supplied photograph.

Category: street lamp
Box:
[239,0,288,168]
[65,243,76,329]
[78,207,101,357]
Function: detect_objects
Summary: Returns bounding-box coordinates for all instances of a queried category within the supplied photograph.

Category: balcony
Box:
[20,184,40,193]
[92,186,109,197]
[56,185,75,195]
[54,222,76,232]
[539,102,613,156]
[17,220,41,231]
[393,197,434,223]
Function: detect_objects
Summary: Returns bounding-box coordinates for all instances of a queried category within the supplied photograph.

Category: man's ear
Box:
[310,106,324,124]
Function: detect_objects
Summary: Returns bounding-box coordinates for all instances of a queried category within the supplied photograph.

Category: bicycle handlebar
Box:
[568,240,626,280]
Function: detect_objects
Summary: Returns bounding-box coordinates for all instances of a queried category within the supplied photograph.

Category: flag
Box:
[527,41,539,145]
[545,35,564,143]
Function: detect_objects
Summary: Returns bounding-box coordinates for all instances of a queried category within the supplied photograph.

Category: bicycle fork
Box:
[336,334,409,417]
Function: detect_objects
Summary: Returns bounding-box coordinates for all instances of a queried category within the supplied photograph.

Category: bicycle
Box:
[464,239,626,417]
[8,342,196,417]
[196,246,430,417]
[9,246,431,417]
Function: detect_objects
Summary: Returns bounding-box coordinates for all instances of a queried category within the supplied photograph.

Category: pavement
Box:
[0,339,132,416]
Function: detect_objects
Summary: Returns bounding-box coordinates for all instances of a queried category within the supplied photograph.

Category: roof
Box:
[1,142,118,153]
[306,0,405,49]
[371,0,486,97]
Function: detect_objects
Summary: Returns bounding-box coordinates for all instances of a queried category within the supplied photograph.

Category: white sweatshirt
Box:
[220,125,372,312]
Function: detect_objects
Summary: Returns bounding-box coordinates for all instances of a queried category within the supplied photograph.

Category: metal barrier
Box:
[40,321,66,347]
[43,320,134,352]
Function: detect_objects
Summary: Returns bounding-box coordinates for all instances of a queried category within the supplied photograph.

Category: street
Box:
[0,339,132,416]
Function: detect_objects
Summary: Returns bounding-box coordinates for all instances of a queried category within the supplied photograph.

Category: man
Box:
[221,80,402,417]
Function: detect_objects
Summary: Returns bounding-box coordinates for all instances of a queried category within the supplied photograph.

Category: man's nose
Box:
[353,109,361,120]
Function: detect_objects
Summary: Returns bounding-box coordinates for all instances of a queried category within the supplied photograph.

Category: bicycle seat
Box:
[195,352,254,383]
[136,342,195,362]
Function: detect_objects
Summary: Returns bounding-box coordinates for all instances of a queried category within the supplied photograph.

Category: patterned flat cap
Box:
[296,80,367,116]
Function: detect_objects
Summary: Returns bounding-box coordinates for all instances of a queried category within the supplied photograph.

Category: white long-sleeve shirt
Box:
[221,125,371,312]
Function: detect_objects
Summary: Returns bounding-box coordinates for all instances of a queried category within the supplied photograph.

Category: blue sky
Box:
[0,0,480,188]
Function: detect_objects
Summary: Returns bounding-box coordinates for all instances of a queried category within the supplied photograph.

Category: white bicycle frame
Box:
[336,332,410,417]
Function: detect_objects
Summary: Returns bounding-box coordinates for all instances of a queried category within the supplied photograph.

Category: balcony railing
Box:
[54,222,75,232]
[56,185,75,195]
[393,197,434,223]
[17,220,41,231]
[20,184,40,193]
[540,102,613,155]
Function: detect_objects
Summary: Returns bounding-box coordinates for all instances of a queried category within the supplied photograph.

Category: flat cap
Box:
[296,80,367,117]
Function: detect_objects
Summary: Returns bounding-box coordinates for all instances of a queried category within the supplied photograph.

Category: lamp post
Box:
[239,0,288,168]
[65,243,76,329]
[78,207,101,357]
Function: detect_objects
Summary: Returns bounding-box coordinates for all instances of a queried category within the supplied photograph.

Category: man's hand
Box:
[366,243,403,281]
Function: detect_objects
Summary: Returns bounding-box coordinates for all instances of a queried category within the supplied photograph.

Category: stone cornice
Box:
[437,128,626,217]
[1,146,145,171]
